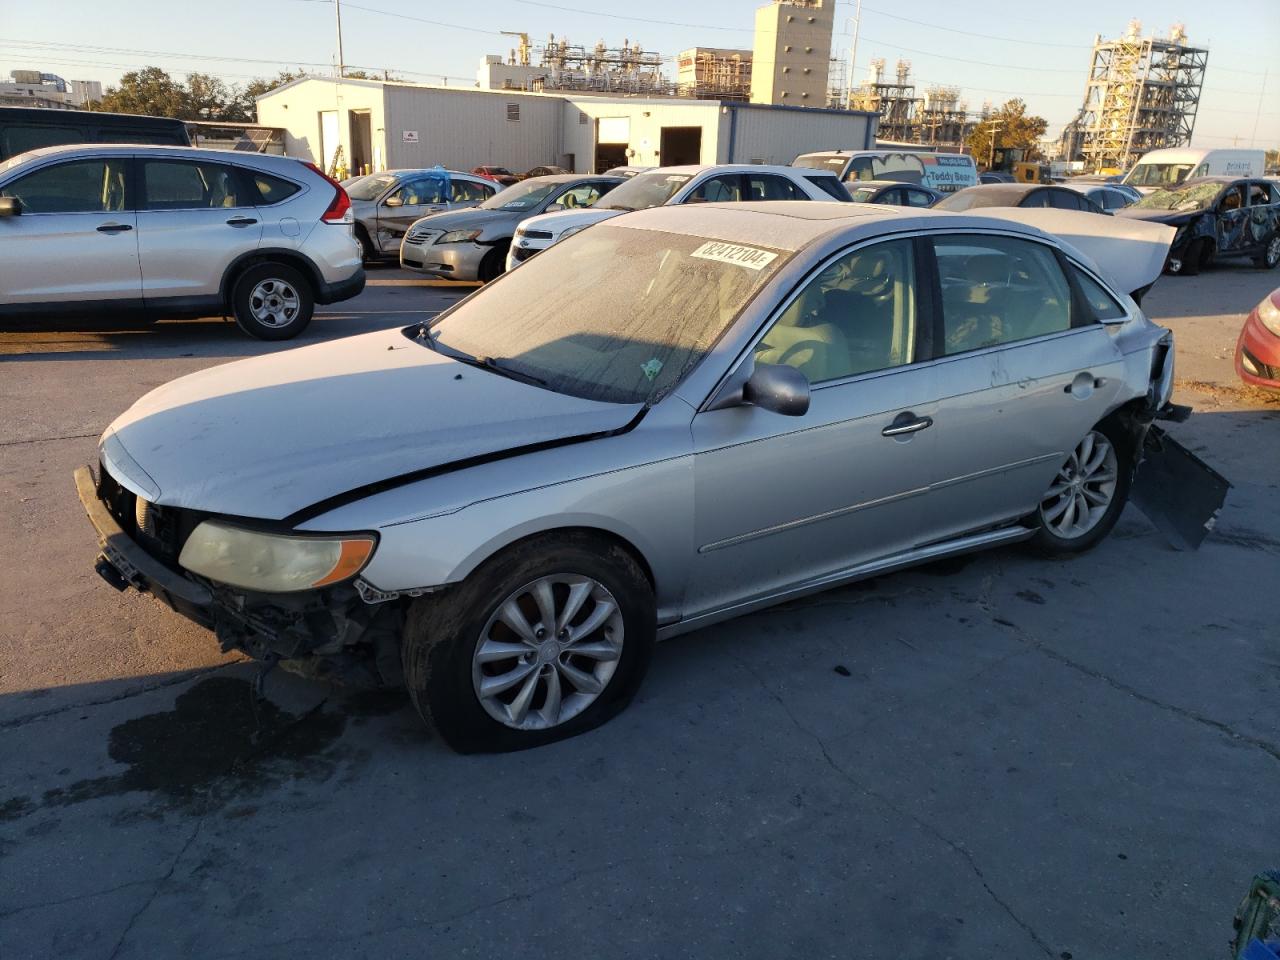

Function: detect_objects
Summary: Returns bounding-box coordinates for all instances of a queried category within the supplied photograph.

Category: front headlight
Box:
[178,521,375,593]
[1258,293,1280,338]
[437,229,482,244]
[556,223,589,241]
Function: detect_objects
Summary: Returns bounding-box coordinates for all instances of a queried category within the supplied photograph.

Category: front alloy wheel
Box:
[472,575,624,730]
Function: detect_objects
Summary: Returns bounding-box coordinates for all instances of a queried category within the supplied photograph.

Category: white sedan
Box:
[506,163,852,270]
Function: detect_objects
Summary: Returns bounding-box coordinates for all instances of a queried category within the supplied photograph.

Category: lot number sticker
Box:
[691,241,778,271]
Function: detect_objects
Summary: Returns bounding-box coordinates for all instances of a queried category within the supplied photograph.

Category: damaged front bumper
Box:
[74,465,405,684]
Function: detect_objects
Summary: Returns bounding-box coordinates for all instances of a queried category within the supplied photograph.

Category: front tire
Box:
[402,532,655,753]
[477,244,509,283]
[355,225,377,263]
[1168,239,1206,276]
[231,263,314,340]
[1030,421,1133,556]
[1255,234,1280,270]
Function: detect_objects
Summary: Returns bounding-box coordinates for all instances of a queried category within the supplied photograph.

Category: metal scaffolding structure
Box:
[499,34,672,96]
[1077,21,1208,172]
[849,59,970,146]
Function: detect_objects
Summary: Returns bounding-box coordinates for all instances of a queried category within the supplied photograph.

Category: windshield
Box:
[1124,162,1195,188]
[426,224,788,404]
[596,172,692,211]
[848,186,881,203]
[846,153,926,184]
[1133,181,1223,212]
[345,173,397,201]
[794,153,848,174]
[480,179,562,211]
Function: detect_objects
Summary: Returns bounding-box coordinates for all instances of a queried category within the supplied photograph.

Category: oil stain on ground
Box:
[26,677,349,818]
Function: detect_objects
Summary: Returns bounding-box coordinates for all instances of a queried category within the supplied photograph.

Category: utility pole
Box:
[845,1,862,109]
[986,119,1004,171]
[1250,66,1268,148]
[334,0,346,78]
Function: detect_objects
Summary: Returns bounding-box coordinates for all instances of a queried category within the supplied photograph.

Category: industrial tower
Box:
[1077,21,1208,173]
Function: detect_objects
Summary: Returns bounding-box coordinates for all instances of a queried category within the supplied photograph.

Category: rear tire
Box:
[402,532,655,753]
[231,263,314,340]
[1030,419,1133,556]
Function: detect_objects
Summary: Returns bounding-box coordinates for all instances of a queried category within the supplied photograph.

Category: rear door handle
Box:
[226,216,258,227]
[881,413,933,437]
[96,223,132,233]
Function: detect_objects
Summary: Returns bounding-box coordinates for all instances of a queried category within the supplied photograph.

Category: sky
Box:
[2,0,1276,147]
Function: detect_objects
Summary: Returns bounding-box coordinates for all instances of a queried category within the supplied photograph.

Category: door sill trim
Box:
[658,524,1034,641]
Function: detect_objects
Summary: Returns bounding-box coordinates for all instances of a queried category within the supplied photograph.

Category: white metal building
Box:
[255,77,876,177]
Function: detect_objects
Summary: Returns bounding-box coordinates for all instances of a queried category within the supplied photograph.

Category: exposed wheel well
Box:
[221,251,322,309]
[477,526,657,594]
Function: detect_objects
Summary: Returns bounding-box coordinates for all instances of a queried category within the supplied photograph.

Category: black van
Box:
[0,107,190,162]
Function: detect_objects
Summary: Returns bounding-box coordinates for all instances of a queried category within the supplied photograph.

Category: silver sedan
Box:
[77,202,1179,752]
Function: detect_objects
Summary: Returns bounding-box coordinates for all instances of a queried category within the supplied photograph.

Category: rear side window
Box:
[451,179,493,202]
[1070,266,1126,321]
[686,175,742,203]
[904,189,935,207]
[1,158,129,213]
[1046,190,1082,210]
[1248,183,1273,206]
[251,171,301,205]
[933,234,1074,355]
[143,160,250,209]
[746,174,804,201]
[805,175,851,201]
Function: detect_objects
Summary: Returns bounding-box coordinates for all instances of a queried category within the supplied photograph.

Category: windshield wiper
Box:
[427,335,549,387]
[600,203,635,211]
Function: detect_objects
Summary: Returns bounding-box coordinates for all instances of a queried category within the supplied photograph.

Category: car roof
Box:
[521,173,621,184]
[846,180,931,190]
[606,200,1048,252]
[644,164,826,177]
[1,142,310,175]
[954,183,1048,197]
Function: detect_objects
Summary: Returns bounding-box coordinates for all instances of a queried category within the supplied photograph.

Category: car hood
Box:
[1114,208,1199,227]
[409,207,522,237]
[103,328,642,522]
[519,208,625,237]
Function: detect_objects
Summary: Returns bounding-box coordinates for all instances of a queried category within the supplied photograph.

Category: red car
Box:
[472,165,519,186]
[1235,287,1280,389]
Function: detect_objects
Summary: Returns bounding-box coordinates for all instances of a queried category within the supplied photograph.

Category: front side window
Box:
[933,234,1073,355]
[756,238,917,384]
[1220,186,1246,212]
[1046,189,1083,210]
[1,158,128,213]
[393,178,446,206]
[426,225,789,404]
[143,160,247,209]
[554,181,610,209]
[905,189,935,207]
[686,175,742,203]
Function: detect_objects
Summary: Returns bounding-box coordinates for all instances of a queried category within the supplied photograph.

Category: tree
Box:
[184,72,236,121]
[966,99,1050,169]
[230,70,308,121]
[343,69,403,81]
[90,67,187,118]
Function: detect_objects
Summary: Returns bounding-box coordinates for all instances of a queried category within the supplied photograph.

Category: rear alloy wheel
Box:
[232,263,314,340]
[402,532,654,752]
[1031,424,1132,555]
[1256,234,1280,270]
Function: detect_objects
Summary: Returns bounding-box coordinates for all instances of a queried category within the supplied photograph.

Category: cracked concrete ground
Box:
[1,266,1277,959]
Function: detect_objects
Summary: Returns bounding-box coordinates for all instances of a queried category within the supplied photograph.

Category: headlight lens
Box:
[1257,293,1280,337]
[556,223,588,241]
[437,229,482,244]
[178,521,375,593]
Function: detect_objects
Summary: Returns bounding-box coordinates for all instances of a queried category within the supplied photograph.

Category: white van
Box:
[1122,148,1265,193]
[792,149,979,194]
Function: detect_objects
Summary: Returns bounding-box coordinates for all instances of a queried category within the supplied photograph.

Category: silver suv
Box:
[0,145,364,339]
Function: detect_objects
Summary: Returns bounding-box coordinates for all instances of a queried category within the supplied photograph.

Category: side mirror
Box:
[0,196,21,217]
[383,194,403,208]
[743,362,810,416]
[545,202,565,213]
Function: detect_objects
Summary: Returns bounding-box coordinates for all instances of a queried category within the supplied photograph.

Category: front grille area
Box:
[98,462,201,568]
[522,229,553,240]
[404,228,441,245]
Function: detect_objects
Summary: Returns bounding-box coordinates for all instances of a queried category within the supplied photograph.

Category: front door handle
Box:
[96,223,132,233]
[226,216,258,227]
[881,413,933,437]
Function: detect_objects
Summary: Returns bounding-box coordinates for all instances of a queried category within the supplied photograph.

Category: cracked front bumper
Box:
[74,465,214,626]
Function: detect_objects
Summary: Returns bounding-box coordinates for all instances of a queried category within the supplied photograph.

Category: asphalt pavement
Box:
[1,261,1277,959]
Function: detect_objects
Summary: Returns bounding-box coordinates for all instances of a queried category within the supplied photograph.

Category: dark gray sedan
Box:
[399,174,622,282]
[346,169,498,261]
